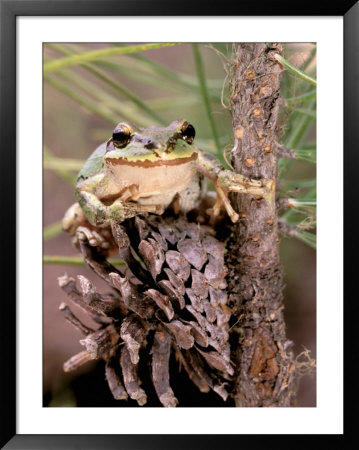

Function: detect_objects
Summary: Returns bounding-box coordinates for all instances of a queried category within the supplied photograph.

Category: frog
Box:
[62,119,273,248]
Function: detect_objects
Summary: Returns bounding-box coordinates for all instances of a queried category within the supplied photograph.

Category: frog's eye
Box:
[181,122,196,144]
[112,124,132,148]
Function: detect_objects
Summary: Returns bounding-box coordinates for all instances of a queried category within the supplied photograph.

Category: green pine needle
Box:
[275,54,317,87]
[44,255,125,266]
[44,43,182,73]
[192,44,221,155]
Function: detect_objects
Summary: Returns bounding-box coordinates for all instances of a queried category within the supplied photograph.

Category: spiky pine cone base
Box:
[59,207,234,407]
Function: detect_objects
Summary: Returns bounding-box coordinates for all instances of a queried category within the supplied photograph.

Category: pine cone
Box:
[59,211,233,407]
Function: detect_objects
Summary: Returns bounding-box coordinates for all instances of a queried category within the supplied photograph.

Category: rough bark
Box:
[226,43,297,406]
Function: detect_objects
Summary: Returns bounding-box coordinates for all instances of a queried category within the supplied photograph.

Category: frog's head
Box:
[104,119,198,166]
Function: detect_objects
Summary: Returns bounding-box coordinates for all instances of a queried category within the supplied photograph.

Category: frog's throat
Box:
[105,152,198,167]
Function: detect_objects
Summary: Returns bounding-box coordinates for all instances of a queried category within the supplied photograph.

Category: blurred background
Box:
[43,43,316,407]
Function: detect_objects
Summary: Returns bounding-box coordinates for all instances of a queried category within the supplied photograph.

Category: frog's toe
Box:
[76,226,110,249]
[214,186,239,223]
[76,227,88,242]
[89,230,106,247]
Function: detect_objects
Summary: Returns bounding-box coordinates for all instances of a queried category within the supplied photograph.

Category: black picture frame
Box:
[1,1,356,448]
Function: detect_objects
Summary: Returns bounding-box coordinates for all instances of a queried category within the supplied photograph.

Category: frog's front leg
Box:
[62,202,115,250]
[76,174,163,227]
[196,150,274,222]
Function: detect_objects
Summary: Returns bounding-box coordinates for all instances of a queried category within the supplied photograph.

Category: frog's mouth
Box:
[106,151,198,168]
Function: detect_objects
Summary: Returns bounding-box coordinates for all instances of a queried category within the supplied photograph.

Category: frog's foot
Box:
[214,170,275,223]
[217,170,270,196]
[76,226,112,249]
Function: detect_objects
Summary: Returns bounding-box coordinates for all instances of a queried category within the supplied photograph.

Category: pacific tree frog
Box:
[63,119,272,247]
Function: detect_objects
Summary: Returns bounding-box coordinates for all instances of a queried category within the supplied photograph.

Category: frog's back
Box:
[77,143,107,183]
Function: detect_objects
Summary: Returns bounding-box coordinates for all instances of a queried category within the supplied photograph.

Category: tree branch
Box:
[226,43,297,407]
